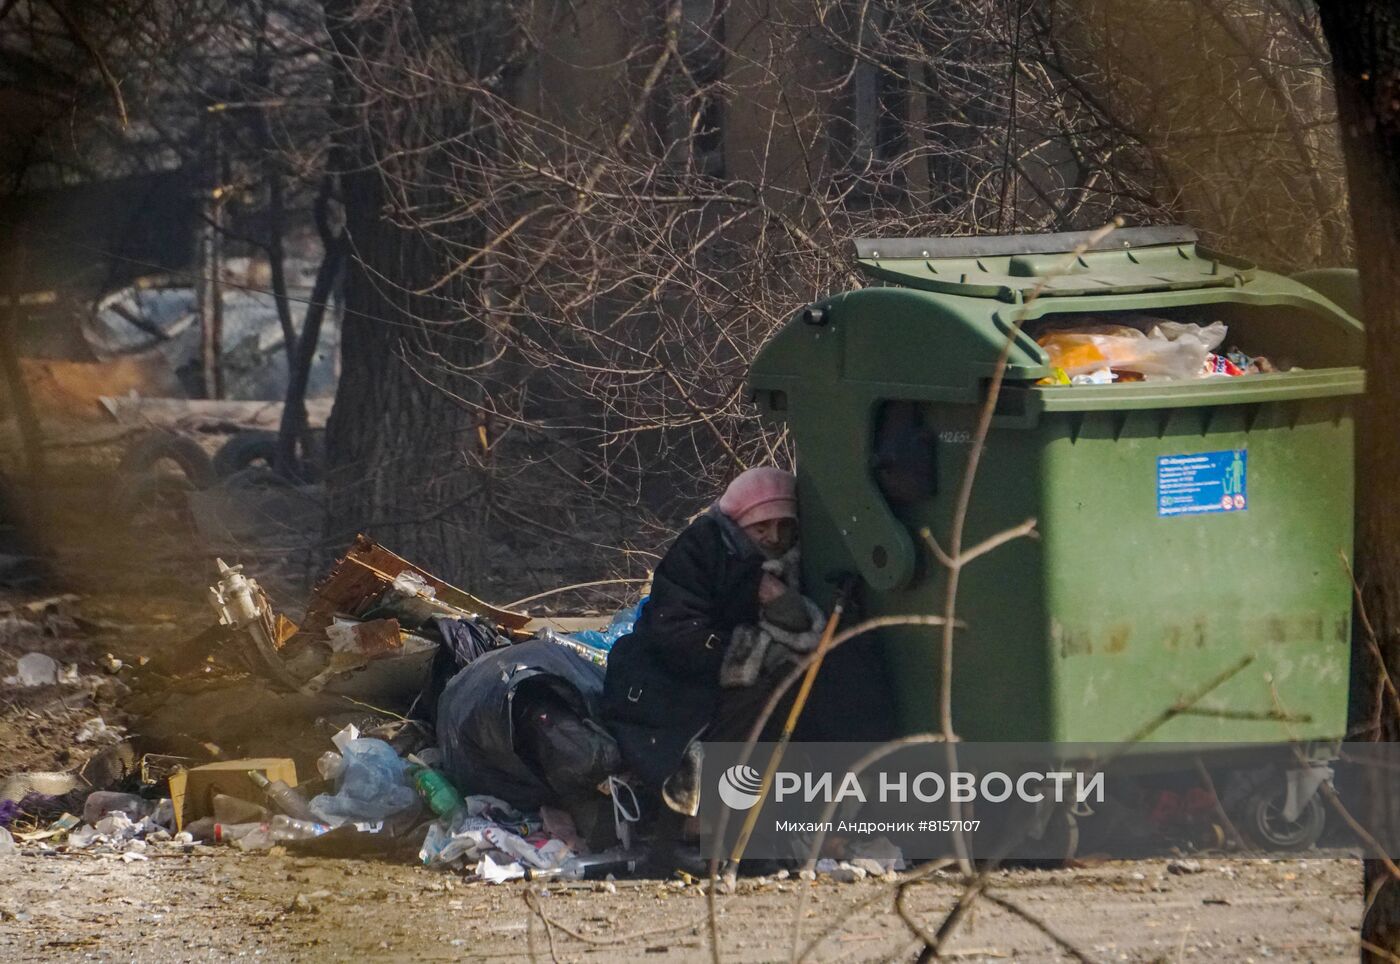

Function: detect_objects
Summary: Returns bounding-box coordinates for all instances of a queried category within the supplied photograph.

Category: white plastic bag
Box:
[1037,320,1227,380]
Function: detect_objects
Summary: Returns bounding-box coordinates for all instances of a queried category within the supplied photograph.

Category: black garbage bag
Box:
[416,616,511,726]
[436,638,621,810]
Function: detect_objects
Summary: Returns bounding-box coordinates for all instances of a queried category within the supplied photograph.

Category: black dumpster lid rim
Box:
[852,226,1198,261]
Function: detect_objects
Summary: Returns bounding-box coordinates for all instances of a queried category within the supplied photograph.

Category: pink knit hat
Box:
[718,467,797,528]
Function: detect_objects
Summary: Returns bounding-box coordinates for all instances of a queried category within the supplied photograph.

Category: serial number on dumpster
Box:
[1157,450,1248,517]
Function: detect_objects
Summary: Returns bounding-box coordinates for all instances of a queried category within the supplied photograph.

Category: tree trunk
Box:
[273,234,342,480]
[0,309,42,485]
[318,0,486,578]
[1314,4,1400,959]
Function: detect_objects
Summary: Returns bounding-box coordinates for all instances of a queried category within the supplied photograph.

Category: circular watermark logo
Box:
[717,764,764,810]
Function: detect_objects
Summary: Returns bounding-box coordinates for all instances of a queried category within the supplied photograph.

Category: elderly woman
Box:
[602,466,824,818]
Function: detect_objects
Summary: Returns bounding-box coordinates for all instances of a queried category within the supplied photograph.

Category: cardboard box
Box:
[168,758,298,830]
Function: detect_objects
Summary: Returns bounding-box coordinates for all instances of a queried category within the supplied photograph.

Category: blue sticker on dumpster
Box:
[1157,450,1247,517]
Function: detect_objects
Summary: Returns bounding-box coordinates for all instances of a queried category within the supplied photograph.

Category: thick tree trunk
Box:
[319,0,486,578]
[321,170,481,575]
[1315,4,1400,959]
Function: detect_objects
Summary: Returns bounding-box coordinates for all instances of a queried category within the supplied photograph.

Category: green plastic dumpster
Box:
[749,226,1362,747]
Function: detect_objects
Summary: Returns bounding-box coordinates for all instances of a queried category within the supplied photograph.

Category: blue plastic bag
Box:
[566,596,648,652]
[309,737,419,826]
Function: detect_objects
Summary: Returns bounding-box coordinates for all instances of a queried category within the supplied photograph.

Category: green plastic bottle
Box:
[411,765,463,817]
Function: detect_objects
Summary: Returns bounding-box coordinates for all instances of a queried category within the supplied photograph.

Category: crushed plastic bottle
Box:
[317,751,345,782]
[247,770,316,821]
[0,826,16,856]
[82,791,152,825]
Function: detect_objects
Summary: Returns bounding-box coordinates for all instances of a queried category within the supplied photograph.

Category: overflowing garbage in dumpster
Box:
[1031,314,1286,385]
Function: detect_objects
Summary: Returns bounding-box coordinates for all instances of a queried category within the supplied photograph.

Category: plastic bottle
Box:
[269,815,330,842]
[317,751,344,782]
[212,794,268,824]
[527,854,643,881]
[247,770,316,822]
[235,825,275,851]
[183,817,216,843]
[410,765,463,817]
[212,821,265,844]
[82,791,151,825]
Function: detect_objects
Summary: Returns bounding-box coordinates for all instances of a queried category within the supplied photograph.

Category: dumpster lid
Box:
[853,226,1257,302]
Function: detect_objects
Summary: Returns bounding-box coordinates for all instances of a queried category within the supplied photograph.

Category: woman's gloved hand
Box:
[758,572,787,605]
[762,588,813,633]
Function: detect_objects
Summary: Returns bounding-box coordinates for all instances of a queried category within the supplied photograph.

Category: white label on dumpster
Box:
[1157,450,1247,517]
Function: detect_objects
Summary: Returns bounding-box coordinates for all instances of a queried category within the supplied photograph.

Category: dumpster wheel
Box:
[1238,785,1326,851]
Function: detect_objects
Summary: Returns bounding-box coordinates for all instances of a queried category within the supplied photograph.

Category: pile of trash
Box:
[0,721,632,882]
[0,537,651,883]
[1033,315,1283,386]
[0,538,903,887]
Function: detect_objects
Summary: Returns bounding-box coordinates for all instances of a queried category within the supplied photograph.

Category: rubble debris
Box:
[326,618,404,659]
[849,836,905,874]
[298,535,530,643]
[288,890,330,914]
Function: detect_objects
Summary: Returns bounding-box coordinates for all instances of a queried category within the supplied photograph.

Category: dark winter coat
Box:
[601,507,766,787]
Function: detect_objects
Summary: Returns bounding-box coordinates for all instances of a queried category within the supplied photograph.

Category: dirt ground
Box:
[0,849,1362,962]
